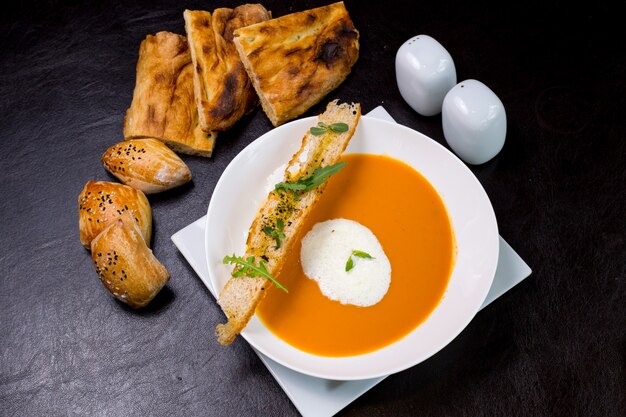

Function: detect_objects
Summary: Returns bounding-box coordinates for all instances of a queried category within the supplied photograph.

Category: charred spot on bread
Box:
[337,21,358,38]
[284,48,301,57]
[210,72,238,119]
[146,105,157,125]
[296,81,311,97]
[154,72,167,83]
[316,40,342,67]
[249,46,265,59]
[286,65,300,78]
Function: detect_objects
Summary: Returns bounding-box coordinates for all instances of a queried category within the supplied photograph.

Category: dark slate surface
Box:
[1,1,624,416]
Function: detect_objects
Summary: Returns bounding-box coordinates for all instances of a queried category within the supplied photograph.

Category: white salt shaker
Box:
[395,35,456,116]
[442,79,507,165]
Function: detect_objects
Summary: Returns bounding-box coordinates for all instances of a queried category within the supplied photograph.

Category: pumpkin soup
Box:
[257,153,455,356]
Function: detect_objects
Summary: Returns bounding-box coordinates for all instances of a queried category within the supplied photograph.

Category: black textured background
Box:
[1,1,625,416]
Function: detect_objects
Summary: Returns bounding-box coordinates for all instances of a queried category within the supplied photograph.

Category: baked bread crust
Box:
[123,31,217,157]
[233,2,359,126]
[101,138,192,194]
[184,5,271,132]
[216,100,361,345]
[91,215,169,309]
[78,181,152,249]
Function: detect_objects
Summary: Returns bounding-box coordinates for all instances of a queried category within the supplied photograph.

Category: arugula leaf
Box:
[223,254,288,292]
[274,161,346,200]
[345,250,375,272]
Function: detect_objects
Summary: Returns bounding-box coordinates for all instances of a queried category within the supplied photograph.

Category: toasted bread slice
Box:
[184,5,271,132]
[233,2,359,126]
[124,32,217,157]
[216,100,361,345]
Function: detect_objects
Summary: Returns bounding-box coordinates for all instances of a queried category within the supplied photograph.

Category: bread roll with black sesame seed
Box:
[78,181,152,249]
[101,138,192,194]
[91,215,169,308]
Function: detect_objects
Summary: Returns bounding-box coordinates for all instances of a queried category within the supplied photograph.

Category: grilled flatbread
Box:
[184,4,271,132]
[124,32,217,157]
[216,100,361,345]
[233,2,359,126]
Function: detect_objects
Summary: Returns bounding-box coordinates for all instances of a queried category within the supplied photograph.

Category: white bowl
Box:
[206,116,499,380]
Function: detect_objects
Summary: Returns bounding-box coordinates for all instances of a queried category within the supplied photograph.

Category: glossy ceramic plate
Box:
[205,116,499,380]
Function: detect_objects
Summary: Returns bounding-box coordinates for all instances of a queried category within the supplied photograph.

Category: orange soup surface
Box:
[257,153,455,357]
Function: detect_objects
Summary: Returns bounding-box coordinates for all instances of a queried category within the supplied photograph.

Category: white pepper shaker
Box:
[442,79,507,165]
[395,35,456,116]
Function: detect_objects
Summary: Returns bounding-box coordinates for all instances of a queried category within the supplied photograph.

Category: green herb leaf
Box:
[345,256,354,272]
[262,220,287,249]
[310,127,327,136]
[223,254,288,292]
[309,121,349,136]
[274,161,346,200]
[345,250,375,273]
[330,122,349,133]
[352,250,374,259]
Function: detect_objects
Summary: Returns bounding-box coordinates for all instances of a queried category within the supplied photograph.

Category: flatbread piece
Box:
[124,31,217,157]
[184,4,271,132]
[233,2,359,126]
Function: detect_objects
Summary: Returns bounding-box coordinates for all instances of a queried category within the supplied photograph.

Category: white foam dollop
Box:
[300,219,391,307]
